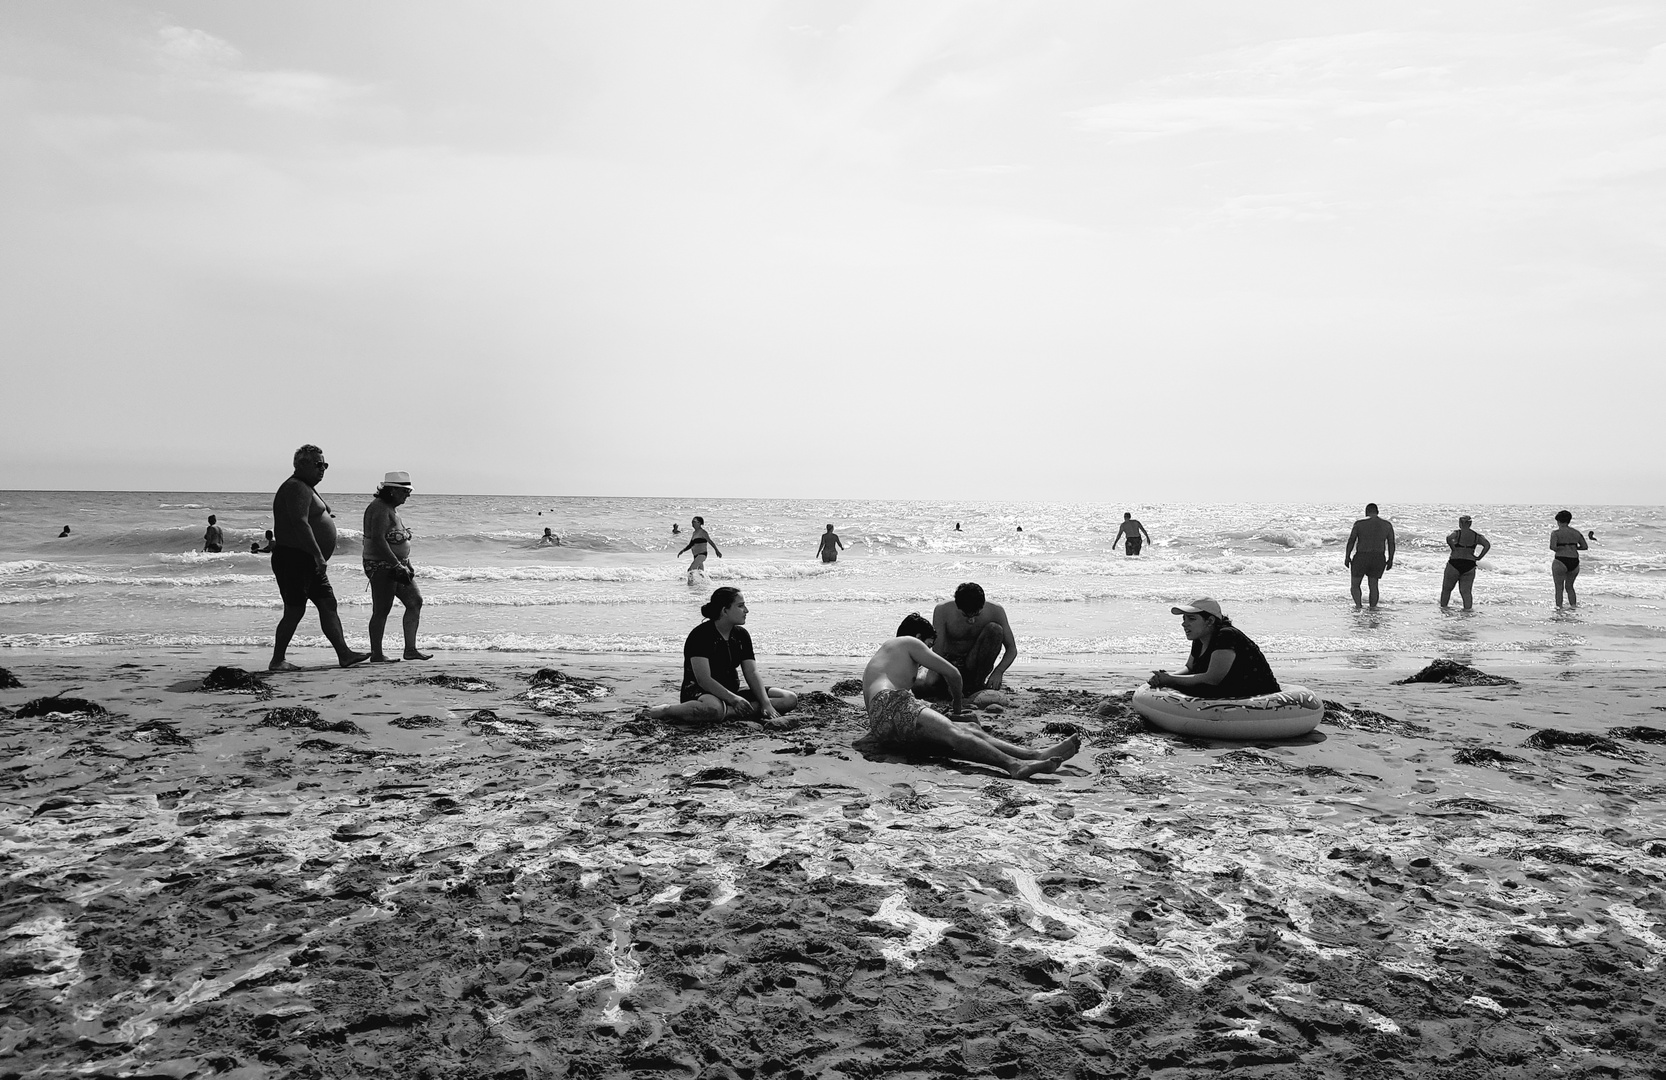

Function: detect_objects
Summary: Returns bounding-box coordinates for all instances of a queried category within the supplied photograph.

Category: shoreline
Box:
[3,648,1664,1076]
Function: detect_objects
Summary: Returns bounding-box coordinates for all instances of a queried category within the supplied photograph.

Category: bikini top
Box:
[1448,529,1478,553]
[387,525,413,544]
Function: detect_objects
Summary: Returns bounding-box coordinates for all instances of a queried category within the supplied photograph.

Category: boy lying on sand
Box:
[864,613,1078,780]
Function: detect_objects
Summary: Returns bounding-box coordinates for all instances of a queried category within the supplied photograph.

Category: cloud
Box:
[153,25,364,114]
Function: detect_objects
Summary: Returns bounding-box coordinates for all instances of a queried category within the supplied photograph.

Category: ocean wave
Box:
[0,560,56,577]
[0,592,74,605]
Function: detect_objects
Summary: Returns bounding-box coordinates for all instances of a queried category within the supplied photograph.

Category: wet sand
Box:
[2,649,1664,1078]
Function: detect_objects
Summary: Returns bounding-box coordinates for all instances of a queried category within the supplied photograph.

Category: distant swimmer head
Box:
[954,582,986,615]
[1555,510,1573,524]
[207,514,217,524]
[896,612,934,642]
[1124,512,1132,520]
[265,530,274,540]
[825,524,835,531]
[1365,503,1379,515]
[58,526,71,537]
[702,586,743,622]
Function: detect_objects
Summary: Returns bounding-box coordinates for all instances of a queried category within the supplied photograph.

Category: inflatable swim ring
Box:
[1132,684,1323,740]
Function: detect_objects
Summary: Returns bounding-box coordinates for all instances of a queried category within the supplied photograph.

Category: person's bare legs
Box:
[913,708,1077,780]
[1439,565,1458,609]
[270,597,308,671]
[397,580,429,660]
[317,605,370,668]
[1564,563,1579,607]
[1553,561,1574,608]
[1366,573,1381,609]
[367,575,398,662]
[1350,571,1365,611]
[643,696,725,723]
[1457,571,1475,611]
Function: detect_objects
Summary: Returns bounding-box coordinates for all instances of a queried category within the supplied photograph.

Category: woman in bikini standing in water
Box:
[1439,514,1491,611]
[1550,509,1589,609]
[675,515,721,585]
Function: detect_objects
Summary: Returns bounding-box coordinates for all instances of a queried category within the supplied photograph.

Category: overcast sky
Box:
[2,2,1662,502]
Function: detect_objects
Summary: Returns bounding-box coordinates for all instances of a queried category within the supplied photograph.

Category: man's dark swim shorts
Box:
[271,545,337,611]
[1351,552,1387,579]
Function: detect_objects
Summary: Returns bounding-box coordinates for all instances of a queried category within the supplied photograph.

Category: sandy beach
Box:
[2,648,1664,1078]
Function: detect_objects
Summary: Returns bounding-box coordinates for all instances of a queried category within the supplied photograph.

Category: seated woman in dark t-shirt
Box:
[642,587,799,727]
[1147,597,1280,700]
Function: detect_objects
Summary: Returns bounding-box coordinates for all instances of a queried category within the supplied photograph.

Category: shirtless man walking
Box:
[1114,512,1152,556]
[269,445,369,671]
[1344,503,1397,611]
[814,524,845,564]
[863,614,1077,780]
[914,582,1017,706]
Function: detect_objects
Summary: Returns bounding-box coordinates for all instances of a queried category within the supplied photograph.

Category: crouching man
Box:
[862,613,1077,781]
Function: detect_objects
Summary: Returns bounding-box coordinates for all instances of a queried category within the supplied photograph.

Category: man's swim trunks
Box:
[1125,537,1142,555]
[1352,552,1387,578]
[867,689,924,748]
[271,545,337,611]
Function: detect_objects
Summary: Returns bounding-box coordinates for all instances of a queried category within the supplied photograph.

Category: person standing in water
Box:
[1344,503,1396,610]
[675,516,721,584]
[815,524,845,563]
[1113,512,1152,556]
[1439,514,1491,611]
[202,515,224,553]
[1550,509,1589,609]
[269,445,369,671]
[362,471,431,663]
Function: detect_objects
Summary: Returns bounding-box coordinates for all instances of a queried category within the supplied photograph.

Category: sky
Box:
[1,1,1662,502]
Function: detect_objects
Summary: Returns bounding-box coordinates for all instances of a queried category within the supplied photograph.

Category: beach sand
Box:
[2,648,1663,1078]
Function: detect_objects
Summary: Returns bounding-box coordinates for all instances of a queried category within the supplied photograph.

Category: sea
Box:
[3,492,1664,675]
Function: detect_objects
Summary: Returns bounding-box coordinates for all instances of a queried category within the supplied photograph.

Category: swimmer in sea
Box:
[1113,512,1152,556]
[675,516,721,584]
[1550,509,1589,609]
[269,444,370,671]
[1439,515,1491,611]
[538,527,561,547]
[1344,503,1396,610]
[57,526,70,538]
[202,515,224,553]
[863,613,1078,781]
[362,471,430,662]
[815,524,844,564]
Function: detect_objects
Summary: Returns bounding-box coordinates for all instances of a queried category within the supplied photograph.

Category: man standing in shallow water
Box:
[815,524,844,563]
[268,445,369,671]
[1344,503,1396,611]
[1114,512,1152,556]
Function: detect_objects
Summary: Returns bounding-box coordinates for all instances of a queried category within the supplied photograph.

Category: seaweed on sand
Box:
[256,706,365,736]
[418,673,498,692]
[17,693,107,718]
[199,665,273,699]
[1322,700,1429,737]
[0,666,22,689]
[828,678,864,697]
[1607,725,1666,744]
[1395,660,1517,687]
[1522,729,1628,757]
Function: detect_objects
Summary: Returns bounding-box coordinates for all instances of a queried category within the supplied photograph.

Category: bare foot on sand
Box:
[268,660,301,672]
[369,655,401,664]
[403,650,433,661]
[1039,734,1081,762]
[1009,756,1063,781]
[339,652,372,669]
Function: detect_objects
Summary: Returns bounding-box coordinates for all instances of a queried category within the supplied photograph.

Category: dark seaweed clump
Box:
[420,674,498,692]
[529,668,602,691]
[389,714,445,729]
[828,678,864,697]
[257,707,365,736]
[1322,700,1429,736]
[0,666,21,689]
[200,666,273,698]
[1396,660,1517,687]
[1522,729,1627,756]
[1607,726,1666,744]
[1453,747,1529,768]
[17,694,107,718]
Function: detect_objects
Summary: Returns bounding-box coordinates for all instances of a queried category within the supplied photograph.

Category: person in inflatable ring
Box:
[1148,598,1281,699]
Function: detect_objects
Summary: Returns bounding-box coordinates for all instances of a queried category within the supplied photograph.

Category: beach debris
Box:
[790,690,860,725]
[1452,747,1529,768]
[418,673,498,692]
[1432,797,1516,814]
[1607,725,1666,744]
[256,707,366,736]
[198,665,273,699]
[1321,700,1429,737]
[129,719,193,748]
[0,666,21,689]
[1522,729,1628,757]
[389,714,445,729]
[17,693,107,719]
[1395,660,1518,687]
[521,668,609,712]
[828,678,864,696]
